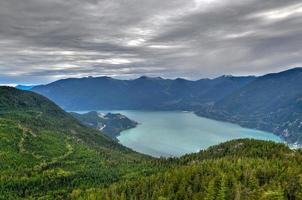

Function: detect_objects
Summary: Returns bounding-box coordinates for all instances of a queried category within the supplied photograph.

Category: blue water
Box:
[80,110,282,157]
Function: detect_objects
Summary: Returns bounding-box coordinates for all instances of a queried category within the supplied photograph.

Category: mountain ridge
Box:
[29,67,302,145]
[31,75,255,111]
[196,67,302,144]
[1,87,302,199]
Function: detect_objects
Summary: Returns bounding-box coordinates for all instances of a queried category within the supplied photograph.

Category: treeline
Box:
[75,140,302,200]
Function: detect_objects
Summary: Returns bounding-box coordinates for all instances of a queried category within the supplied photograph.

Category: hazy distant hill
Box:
[197,68,302,144]
[31,75,255,110]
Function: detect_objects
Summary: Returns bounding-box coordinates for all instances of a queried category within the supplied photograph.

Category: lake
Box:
[90,110,282,157]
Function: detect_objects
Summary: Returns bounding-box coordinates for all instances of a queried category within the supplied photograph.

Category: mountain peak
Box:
[136,76,163,81]
[175,78,190,82]
[0,86,61,113]
[261,67,302,79]
[97,76,112,79]
[278,67,302,74]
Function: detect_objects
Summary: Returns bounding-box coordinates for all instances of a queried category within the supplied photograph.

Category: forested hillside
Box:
[76,140,302,200]
[0,87,163,199]
[197,67,302,145]
[1,87,302,200]
[70,111,138,139]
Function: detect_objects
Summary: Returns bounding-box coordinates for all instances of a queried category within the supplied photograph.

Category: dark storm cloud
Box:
[0,0,301,84]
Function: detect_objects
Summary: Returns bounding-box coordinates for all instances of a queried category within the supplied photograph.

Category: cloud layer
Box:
[0,0,301,84]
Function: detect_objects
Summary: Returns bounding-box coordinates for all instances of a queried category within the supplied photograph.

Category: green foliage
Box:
[70,111,138,140]
[1,87,302,200]
[79,141,302,200]
[0,87,163,199]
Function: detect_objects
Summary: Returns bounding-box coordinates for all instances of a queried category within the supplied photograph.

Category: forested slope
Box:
[78,140,302,200]
[1,87,302,200]
[70,111,138,140]
[197,67,302,145]
[0,87,163,199]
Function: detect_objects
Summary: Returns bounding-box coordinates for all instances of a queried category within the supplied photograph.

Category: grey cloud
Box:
[0,0,301,84]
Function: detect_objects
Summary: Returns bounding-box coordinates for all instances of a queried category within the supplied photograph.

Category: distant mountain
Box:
[15,85,35,90]
[70,111,138,139]
[2,86,302,199]
[196,67,302,144]
[31,75,255,111]
[29,68,302,145]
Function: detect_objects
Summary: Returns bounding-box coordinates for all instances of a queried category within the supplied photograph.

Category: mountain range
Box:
[196,67,302,144]
[31,75,255,111]
[1,86,302,199]
[31,67,302,145]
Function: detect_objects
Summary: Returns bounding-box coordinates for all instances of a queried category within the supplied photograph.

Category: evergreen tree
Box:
[217,175,226,200]
[204,178,216,200]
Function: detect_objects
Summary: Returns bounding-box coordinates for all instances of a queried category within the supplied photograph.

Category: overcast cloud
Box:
[0,0,301,84]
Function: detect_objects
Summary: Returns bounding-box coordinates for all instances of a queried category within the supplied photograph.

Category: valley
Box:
[1,67,302,199]
[31,68,302,146]
[2,0,302,198]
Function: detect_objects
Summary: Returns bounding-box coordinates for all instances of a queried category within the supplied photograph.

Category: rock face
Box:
[70,111,138,140]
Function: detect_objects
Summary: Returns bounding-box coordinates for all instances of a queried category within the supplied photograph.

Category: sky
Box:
[0,0,302,85]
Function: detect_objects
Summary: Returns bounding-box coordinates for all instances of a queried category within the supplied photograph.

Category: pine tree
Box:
[204,178,216,200]
[217,176,226,200]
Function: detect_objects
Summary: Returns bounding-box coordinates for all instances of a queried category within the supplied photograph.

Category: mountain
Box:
[196,68,302,144]
[29,68,302,144]
[29,69,302,144]
[31,75,255,111]
[70,111,138,140]
[15,85,35,90]
[0,87,159,199]
[77,139,302,199]
[1,87,302,199]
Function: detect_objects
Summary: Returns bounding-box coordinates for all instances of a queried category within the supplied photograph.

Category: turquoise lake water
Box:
[86,110,282,157]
